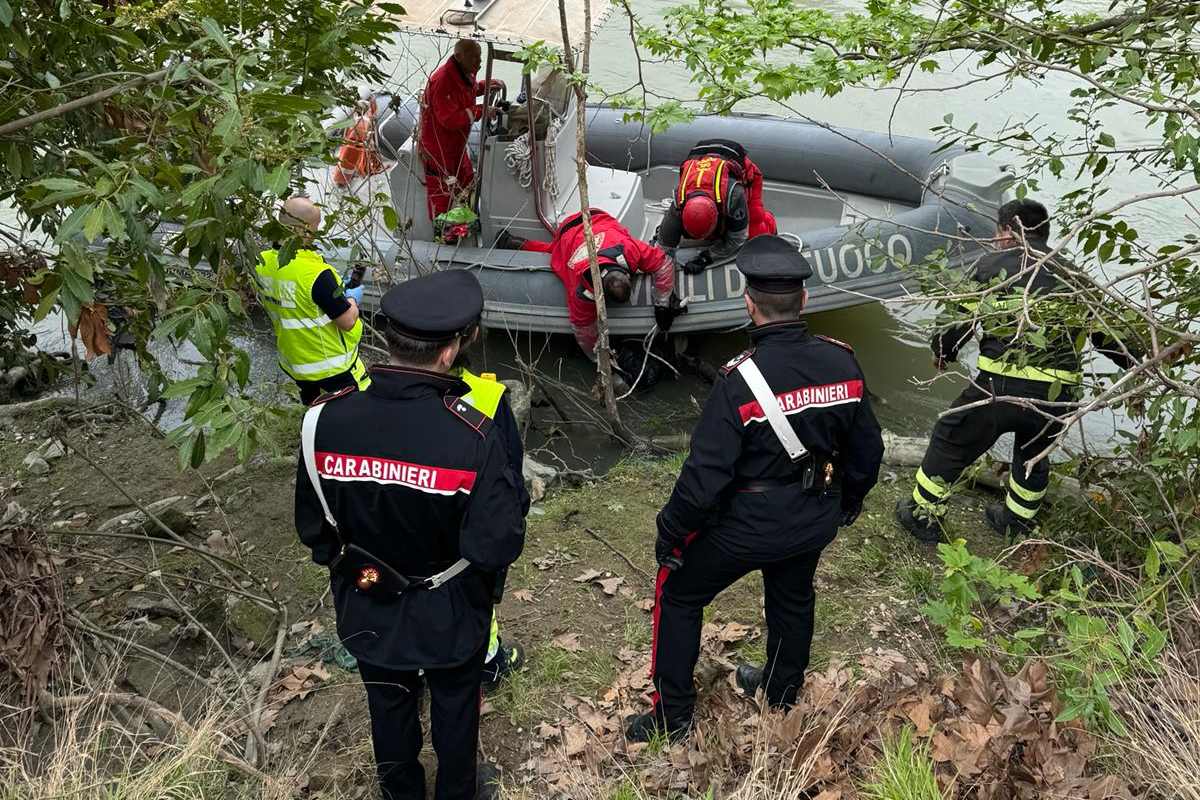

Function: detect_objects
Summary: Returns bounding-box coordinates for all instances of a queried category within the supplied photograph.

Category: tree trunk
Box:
[558,0,632,441]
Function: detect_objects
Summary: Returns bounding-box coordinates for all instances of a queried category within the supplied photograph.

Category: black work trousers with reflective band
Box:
[357,644,486,800]
[650,534,823,728]
[912,373,1068,524]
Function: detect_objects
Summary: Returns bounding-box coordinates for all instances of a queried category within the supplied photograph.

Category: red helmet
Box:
[681,195,719,239]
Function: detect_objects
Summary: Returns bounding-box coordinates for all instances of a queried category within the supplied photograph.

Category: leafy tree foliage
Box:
[0,0,400,462]
[638,0,1199,731]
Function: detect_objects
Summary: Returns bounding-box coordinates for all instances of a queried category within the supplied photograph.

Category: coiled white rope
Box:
[504,132,535,189]
[502,113,563,197]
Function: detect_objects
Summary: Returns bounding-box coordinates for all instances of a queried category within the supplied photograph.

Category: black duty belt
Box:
[734,458,839,494]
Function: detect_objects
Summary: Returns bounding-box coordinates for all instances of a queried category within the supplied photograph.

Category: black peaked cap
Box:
[380,270,483,341]
[735,235,813,293]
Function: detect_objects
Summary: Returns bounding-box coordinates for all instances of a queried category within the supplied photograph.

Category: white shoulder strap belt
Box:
[300,403,470,591]
[736,357,809,462]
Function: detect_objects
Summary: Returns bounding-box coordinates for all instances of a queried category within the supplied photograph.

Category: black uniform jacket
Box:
[659,321,885,560]
[933,241,1138,389]
[294,365,526,670]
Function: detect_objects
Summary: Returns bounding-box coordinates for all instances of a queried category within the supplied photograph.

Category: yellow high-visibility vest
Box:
[254,249,369,388]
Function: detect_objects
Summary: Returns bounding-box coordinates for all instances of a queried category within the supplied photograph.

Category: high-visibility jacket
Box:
[254,249,368,386]
[458,369,507,418]
[932,240,1138,390]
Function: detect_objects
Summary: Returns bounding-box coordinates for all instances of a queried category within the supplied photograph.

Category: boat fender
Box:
[815,334,854,353]
[720,348,756,376]
[310,386,357,406]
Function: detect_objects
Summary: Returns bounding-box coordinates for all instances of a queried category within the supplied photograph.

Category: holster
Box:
[330,542,416,594]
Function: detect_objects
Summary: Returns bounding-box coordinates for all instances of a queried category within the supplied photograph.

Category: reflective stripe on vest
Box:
[458,369,507,419]
[977,355,1081,385]
[255,249,366,385]
[676,156,729,206]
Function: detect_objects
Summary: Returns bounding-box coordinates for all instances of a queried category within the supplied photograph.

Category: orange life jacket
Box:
[333,102,385,187]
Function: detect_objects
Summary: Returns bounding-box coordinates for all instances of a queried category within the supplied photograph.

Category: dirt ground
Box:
[0,401,1014,797]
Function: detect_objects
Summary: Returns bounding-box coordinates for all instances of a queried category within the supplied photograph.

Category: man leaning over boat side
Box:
[417,39,505,236]
[895,198,1144,543]
[494,208,687,361]
[655,138,779,275]
[252,197,370,405]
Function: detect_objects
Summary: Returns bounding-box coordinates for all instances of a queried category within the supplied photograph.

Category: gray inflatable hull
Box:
[356,105,1011,336]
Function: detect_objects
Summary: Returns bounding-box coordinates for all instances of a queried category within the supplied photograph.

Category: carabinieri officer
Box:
[625,235,885,742]
[294,270,526,800]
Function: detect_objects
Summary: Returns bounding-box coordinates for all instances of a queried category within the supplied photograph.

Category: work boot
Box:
[476,762,501,800]
[494,230,527,251]
[481,639,525,693]
[624,706,689,744]
[895,497,944,544]
[735,663,764,697]
[984,503,1036,540]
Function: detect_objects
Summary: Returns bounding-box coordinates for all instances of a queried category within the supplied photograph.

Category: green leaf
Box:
[1097,131,1116,148]
[1144,543,1160,579]
[214,107,243,143]
[82,203,107,242]
[103,203,126,241]
[33,283,61,322]
[266,164,290,196]
[200,17,232,54]
[0,0,12,27]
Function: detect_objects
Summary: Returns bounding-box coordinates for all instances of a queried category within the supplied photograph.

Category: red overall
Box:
[418,56,488,220]
[676,154,777,238]
[520,210,675,356]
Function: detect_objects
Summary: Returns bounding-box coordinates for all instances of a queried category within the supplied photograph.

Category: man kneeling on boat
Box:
[656,139,778,275]
[495,209,685,360]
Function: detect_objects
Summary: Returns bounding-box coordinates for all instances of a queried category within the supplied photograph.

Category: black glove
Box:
[498,100,512,112]
[345,264,367,289]
[653,292,687,332]
[841,499,863,527]
[655,535,683,571]
[683,251,713,275]
[655,512,685,570]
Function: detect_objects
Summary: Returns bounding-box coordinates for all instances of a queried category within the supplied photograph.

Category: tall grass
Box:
[858,726,944,800]
[1114,643,1200,800]
[0,697,301,800]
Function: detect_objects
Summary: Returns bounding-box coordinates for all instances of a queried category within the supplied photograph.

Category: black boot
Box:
[494,230,528,251]
[481,639,525,693]
[735,663,763,697]
[984,503,1036,539]
[624,706,689,744]
[895,497,944,544]
[476,763,501,800]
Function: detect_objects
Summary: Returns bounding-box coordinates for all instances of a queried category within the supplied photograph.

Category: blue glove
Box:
[344,284,364,306]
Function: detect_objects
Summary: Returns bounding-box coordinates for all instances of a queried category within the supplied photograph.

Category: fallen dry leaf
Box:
[562,723,588,756]
[511,589,535,603]
[551,632,583,652]
[636,597,655,612]
[573,569,603,583]
[596,576,624,596]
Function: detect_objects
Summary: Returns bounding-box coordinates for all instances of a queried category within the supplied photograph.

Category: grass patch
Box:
[491,645,617,726]
[859,726,944,800]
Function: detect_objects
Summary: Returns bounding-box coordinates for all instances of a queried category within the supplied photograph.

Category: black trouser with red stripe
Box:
[357,644,486,800]
[651,534,823,728]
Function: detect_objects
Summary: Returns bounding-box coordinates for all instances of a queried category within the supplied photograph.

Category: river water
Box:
[16,0,1172,462]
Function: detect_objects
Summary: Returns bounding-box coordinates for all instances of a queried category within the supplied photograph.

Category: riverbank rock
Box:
[502,379,531,429]
[98,495,195,538]
[523,455,559,504]
[21,454,50,476]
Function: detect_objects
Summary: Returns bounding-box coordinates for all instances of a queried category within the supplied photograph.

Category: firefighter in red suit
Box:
[496,210,684,358]
[656,139,778,275]
[418,40,503,223]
